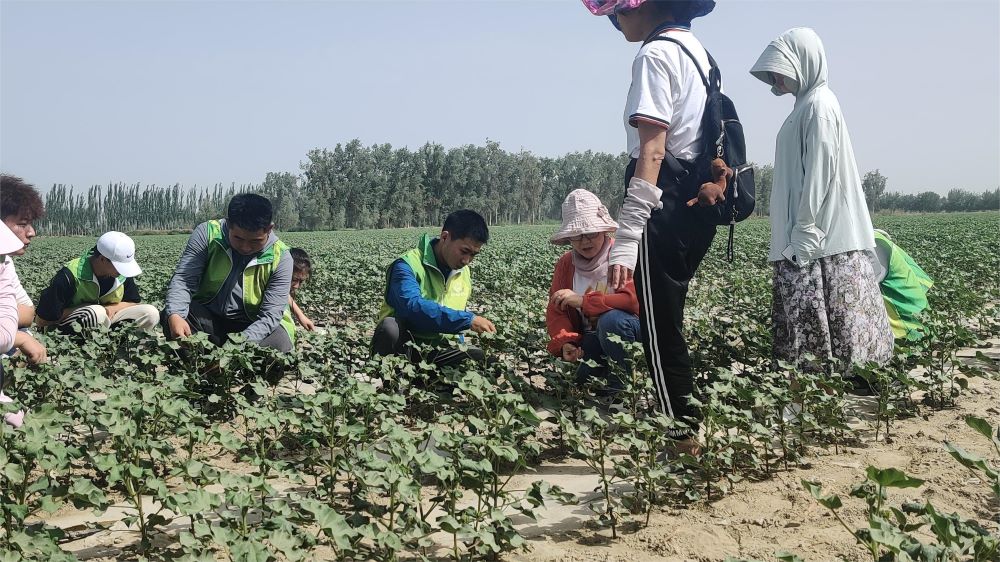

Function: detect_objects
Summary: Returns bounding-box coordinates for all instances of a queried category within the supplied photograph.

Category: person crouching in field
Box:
[162,194,295,353]
[288,248,317,332]
[1,174,47,364]
[750,28,893,372]
[372,209,496,368]
[35,231,159,333]
[546,189,640,397]
[1,222,28,427]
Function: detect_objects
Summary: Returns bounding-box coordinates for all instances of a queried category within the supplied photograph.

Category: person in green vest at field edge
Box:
[373,209,496,368]
[35,231,160,332]
[162,193,295,353]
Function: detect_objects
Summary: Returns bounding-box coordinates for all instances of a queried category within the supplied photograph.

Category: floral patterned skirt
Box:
[772,250,894,370]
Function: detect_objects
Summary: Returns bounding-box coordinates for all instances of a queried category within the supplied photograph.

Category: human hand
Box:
[550,289,583,311]
[470,315,496,334]
[168,313,192,338]
[300,316,316,331]
[18,335,47,365]
[608,264,634,292]
[561,343,584,362]
[104,302,125,320]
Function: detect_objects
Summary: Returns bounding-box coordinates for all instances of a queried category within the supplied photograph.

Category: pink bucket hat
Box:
[551,189,619,245]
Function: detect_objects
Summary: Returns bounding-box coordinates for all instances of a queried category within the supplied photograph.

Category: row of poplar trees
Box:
[38,139,997,235]
[41,140,629,235]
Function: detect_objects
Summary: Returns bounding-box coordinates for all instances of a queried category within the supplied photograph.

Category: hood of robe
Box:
[749,27,828,98]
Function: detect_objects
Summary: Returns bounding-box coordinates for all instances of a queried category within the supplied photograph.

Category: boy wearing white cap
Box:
[34,231,159,332]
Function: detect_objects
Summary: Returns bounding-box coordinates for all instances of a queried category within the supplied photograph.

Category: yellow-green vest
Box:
[65,249,126,307]
[377,233,472,343]
[192,220,296,343]
[875,230,933,341]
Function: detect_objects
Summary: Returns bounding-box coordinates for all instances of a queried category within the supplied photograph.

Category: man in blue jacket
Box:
[373,210,496,368]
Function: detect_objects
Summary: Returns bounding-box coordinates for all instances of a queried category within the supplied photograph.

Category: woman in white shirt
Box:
[750,28,893,371]
[582,0,726,457]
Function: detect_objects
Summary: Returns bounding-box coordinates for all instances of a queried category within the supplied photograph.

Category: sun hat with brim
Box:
[0,222,23,255]
[96,231,142,277]
[551,189,619,245]
[749,40,799,87]
[582,0,716,19]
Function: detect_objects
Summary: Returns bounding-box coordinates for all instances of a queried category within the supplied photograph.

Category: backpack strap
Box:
[644,35,721,92]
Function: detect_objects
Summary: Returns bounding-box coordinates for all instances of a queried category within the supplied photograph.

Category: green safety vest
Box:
[65,249,127,307]
[192,220,296,343]
[377,233,472,343]
[874,230,933,341]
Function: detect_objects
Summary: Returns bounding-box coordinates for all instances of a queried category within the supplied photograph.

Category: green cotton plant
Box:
[561,407,625,538]
[913,308,981,408]
[803,463,999,562]
[345,419,432,562]
[231,380,302,484]
[293,385,368,502]
[179,471,314,562]
[426,364,567,560]
[855,352,921,442]
[88,374,200,554]
[688,382,744,501]
[612,411,689,526]
[945,415,1000,499]
[783,358,853,454]
[0,404,107,561]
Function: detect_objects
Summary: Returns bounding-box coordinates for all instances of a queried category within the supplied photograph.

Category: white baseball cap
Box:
[0,222,24,255]
[96,231,142,277]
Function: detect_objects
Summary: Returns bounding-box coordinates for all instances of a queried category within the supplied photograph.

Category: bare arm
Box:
[634,121,668,185]
[17,304,34,328]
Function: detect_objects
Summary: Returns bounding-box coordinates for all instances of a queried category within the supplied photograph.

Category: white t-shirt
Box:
[2,257,31,307]
[624,29,710,163]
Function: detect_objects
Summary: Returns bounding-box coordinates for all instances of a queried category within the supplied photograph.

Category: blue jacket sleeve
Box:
[386,259,473,334]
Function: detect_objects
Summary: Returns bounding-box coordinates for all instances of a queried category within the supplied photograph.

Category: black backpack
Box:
[647,36,756,260]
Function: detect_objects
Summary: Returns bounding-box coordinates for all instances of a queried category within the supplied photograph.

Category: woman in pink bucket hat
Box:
[580,0,723,457]
[546,189,640,396]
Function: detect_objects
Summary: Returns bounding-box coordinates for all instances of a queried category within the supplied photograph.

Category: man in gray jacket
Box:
[162,194,294,352]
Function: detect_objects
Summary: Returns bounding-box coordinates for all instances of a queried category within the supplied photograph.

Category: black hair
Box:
[227,193,273,231]
[442,209,489,244]
[290,247,312,275]
[1,174,45,221]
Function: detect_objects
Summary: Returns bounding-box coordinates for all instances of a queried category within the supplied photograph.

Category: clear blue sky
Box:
[2,0,998,195]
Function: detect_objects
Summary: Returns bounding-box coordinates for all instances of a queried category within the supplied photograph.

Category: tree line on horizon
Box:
[34,139,1000,236]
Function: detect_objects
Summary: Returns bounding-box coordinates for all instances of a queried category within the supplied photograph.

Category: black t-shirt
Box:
[36,267,142,322]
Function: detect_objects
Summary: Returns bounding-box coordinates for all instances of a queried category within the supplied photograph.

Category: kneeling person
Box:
[373,209,496,368]
[35,231,158,332]
[162,194,294,352]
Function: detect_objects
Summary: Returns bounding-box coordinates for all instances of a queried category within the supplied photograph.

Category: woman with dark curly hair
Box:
[0,174,47,365]
[580,0,726,457]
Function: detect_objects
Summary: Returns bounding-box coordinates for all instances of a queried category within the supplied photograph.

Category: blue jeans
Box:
[576,309,641,392]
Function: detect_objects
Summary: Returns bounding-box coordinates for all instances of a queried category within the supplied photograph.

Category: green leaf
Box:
[865,466,925,489]
[801,479,843,510]
[965,415,997,442]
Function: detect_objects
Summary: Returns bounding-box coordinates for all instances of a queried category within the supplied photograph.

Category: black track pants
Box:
[627,159,716,438]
